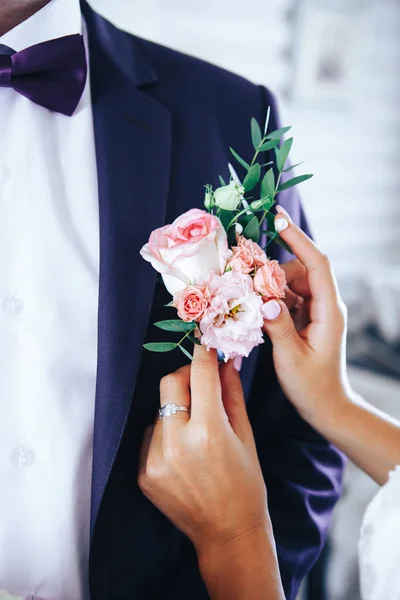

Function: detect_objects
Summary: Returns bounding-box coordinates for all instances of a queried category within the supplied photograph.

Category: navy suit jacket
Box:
[82,3,345,599]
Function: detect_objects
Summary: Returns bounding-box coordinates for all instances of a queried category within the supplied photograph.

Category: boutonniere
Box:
[140,108,312,361]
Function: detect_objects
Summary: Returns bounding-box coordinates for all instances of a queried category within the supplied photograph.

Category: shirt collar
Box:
[0,0,82,52]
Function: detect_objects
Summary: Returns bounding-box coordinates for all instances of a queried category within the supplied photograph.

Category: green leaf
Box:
[178,345,193,361]
[243,163,261,192]
[218,175,227,186]
[144,342,178,352]
[265,211,275,231]
[155,320,195,332]
[258,139,280,153]
[239,212,257,227]
[188,335,201,346]
[265,231,292,254]
[243,216,260,242]
[217,208,235,232]
[278,174,313,192]
[251,118,262,150]
[260,168,275,201]
[229,147,250,170]
[283,161,303,173]
[265,126,291,140]
[276,138,293,172]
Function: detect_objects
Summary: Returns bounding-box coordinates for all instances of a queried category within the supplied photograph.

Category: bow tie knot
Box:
[0,34,87,116]
[0,54,12,87]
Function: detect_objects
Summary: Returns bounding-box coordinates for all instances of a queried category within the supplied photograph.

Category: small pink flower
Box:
[228,236,267,274]
[199,271,264,361]
[140,209,228,295]
[174,285,209,322]
[253,260,286,299]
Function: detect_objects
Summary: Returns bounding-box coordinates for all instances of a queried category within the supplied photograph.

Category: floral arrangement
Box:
[140,108,312,361]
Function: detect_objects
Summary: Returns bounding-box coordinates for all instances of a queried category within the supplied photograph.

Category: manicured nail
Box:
[233,355,243,371]
[276,205,292,222]
[275,217,289,233]
[293,296,304,312]
[261,300,281,320]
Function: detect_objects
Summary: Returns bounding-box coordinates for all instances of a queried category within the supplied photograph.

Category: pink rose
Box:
[140,209,228,295]
[228,236,267,274]
[199,271,264,361]
[253,260,286,299]
[174,285,209,322]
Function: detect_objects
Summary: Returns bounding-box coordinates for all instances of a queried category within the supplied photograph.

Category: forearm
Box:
[310,392,400,485]
[197,522,285,600]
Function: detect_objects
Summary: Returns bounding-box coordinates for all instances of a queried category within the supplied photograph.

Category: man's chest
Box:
[0,90,100,420]
[0,91,99,599]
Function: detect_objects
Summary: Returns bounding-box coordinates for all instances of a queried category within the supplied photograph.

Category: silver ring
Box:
[159,403,190,419]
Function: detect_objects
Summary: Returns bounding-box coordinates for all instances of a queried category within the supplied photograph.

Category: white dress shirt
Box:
[0,0,99,598]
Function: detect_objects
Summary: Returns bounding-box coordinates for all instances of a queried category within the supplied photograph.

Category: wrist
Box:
[196,519,275,574]
[196,520,285,600]
[306,387,355,436]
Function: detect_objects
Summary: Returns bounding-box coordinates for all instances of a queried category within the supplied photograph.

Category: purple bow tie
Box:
[0,34,87,116]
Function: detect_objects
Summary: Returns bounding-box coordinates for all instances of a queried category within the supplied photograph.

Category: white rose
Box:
[214,181,244,211]
[140,208,229,295]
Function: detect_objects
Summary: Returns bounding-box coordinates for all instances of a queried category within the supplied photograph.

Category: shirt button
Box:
[11,445,35,469]
[0,161,11,184]
[3,297,24,315]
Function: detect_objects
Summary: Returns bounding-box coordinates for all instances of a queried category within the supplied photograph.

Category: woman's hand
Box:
[261,208,351,426]
[262,207,400,485]
[138,345,284,600]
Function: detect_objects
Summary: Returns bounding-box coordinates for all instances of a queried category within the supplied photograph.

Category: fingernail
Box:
[261,300,281,320]
[233,355,243,371]
[293,296,304,312]
[276,205,292,222]
[275,217,289,233]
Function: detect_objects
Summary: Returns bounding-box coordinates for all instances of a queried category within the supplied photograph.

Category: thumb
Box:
[219,361,254,445]
[261,299,301,352]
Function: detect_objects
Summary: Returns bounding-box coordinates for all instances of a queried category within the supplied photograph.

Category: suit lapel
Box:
[82,4,172,536]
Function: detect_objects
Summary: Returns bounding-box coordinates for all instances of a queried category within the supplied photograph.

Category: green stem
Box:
[250,150,260,167]
[250,133,270,167]
[177,328,193,347]
[259,197,275,228]
[266,232,278,248]
[250,144,263,167]
[227,207,253,231]
[259,210,267,228]
[259,170,283,229]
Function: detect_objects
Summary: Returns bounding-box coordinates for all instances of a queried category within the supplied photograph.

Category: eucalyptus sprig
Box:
[204,107,313,252]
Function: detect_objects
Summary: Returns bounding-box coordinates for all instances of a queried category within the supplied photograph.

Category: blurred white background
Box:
[90,1,400,598]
